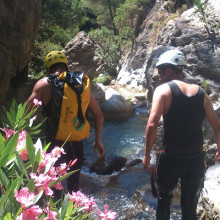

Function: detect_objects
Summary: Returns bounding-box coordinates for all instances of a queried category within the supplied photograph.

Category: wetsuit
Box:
[156,81,206,220]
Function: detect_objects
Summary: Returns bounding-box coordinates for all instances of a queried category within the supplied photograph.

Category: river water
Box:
[82,108,182,219]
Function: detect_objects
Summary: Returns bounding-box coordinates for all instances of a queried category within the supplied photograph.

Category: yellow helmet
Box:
[44,51,68,69]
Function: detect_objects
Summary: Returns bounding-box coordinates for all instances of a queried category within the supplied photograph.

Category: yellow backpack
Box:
[47,71,90,141]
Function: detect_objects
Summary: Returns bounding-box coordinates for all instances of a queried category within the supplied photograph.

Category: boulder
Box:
[101,87,134,120]
[197,164,220,219]
[63,31,106,78]
[89,154,127,175]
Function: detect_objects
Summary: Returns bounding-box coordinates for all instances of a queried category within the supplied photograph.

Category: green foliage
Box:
[0,99,45,136]
[201,80,207,93]
[94,74,112,85]
[114,0,140,42]
[0,101,115,219]
[89,27,121,74]
[82,0,125,33]
[29,0,89,77]
[194,0,206,21]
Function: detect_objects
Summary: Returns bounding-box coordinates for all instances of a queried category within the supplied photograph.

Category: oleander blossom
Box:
[3,129,29,161]
[16,130,28,161]
[15,187,35,210]
[69,191,95,213]
[43,203,58,220]
[30,173,54,197]
[98,205,117,220]
[33,98,42,106]
[16,205,43,220]
[3,128,15,139]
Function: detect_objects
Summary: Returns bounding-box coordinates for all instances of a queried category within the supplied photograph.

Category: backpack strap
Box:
[64,71,86,130]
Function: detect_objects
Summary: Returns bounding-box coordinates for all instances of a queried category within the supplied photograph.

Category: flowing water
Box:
[82,107,182,219]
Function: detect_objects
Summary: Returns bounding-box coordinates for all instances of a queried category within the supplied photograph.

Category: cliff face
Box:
[0,0,42,105]
[118,0,220,101]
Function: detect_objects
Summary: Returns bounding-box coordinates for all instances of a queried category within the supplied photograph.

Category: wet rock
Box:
[125,159,143,168]
[89,154,127,175]
[197,164,220,219]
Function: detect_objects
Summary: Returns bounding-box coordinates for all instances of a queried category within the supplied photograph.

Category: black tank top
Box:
[163,81,206,154]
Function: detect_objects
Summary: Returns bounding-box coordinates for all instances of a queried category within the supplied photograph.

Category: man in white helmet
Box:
[143,49,220,219]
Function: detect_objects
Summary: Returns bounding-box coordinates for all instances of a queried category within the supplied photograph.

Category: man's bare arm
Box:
[204,93,220,163]
[143,86,166,171]
[88,94,104,157]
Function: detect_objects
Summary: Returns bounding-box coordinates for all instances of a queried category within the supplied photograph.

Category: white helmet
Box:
[156,50,186,67]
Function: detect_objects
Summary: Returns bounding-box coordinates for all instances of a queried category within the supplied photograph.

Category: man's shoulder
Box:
[35,77,50,90]
[155,83,170,94]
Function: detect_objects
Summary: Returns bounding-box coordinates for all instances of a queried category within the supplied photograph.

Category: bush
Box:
[89,27,121,76]
[0,99,117,220]
[94,74,112,85]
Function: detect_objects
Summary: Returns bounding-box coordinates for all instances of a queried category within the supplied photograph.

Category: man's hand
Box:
[93,142,104,157]
[143,154,153,172]
[215,151,220,164]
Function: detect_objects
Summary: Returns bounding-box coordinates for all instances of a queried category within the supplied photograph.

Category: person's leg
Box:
[66,141,84,192]
[156,178,178,220]
[47,140,84,194]
[156,152,179,220]
[181,154,205,220]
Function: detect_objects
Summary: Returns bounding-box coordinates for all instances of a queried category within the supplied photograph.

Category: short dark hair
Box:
[157,64,183,74]
[49,62,68,73]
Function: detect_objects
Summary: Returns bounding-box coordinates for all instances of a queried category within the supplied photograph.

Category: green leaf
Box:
[1,133,19,166]
[0,167,10,187]
[65,199,73,219]
[6,112,14,129]
[26,179,35,193]
[2,212,12,220]
[15,151,30,180]
[33,190,44,205]
[0,133,5,155]
[8,176,21,200]
[26,133,35,166]
[60,193,70,220]
[33,148,41,173]
[43,142,51,153]
[49,169,80,188]
[0,184,12,208]
[0,154,10,169]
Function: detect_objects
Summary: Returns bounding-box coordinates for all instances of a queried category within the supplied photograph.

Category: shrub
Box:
[0,99,117,220]
[89,27,121,76]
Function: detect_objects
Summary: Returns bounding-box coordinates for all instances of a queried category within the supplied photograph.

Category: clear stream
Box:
[82,109,182,219]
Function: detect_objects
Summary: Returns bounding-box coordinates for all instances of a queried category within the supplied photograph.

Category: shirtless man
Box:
[143,49,220,219]
[27,51,104,193]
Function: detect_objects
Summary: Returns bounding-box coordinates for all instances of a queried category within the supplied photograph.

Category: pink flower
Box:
[69,191,95,213]
[3,128,15,139]
[98,205,117,220]
[16,130,28,161]
[37,151,55,173]
[33,99,42,106]
[43,203,58,220]
[20,148,29,161]
[16,205,43,220]
[30,173,54,197]
[15,187,35,210]
[51,147,65,158]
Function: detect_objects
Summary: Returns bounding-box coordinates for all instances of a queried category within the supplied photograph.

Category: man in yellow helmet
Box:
[27,51,104,193]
